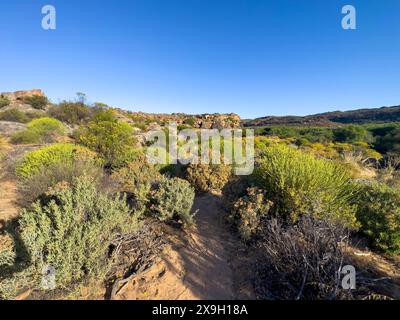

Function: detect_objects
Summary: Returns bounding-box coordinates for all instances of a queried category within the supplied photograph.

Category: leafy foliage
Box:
[333,126,373,144]
[18,177,141,290]
[229,187,272,240]
[19,158,103,204]
[16,143,100,179]
[49,101,93,125]
[374,128,400,156]
[0,109,29,123]
[150,177,195,225]
[112,153,162,213]
[77,110,136,168]
[186,163,232,193]
[0,95,11,108]
[23,95,49,110]
[11,117,66,144]
[255,145,358,228]
[356,182,400,255]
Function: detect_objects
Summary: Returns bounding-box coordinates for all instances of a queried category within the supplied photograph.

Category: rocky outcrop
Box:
[0,89,48,113]
[1,89,45,103]
[122,111,241,129]
[0,121,27,136]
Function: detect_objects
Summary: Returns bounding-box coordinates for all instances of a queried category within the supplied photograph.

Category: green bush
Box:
[16,143,100,179]
[0,109,29,123]
[150,177,195,225]
[333,125,373,144]
[49,101,93,125]
[375,128,400,156]
[183,117,197,127]
[23,95,49,110]
[18,176,141,290]
[0,95,10,108]
[11,117,66,144]
[77,110,136,168]
[221,176,254,211]
[112,153,162,213]
[255,145,358,228]
[356,182,400,255]
[19,158,103,204]
[186,163,232,193]
[229,187,272,240]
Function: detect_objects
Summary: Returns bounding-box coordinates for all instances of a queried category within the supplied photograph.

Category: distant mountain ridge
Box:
[243,105,400,127]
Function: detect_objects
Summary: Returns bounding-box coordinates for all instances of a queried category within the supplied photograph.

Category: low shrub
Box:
[186,163,232,194]
[18,176,141,290]
[49,101,93,125]
[222,177,252,210]
[77,110,136,168]
[0,109,29,123]
[112,153,162,213]
[255,145,358,228]
[376,157,400,187]
[229,187,272,240]
[356,182,400,255]
[150,177,195,225]
[16,143,100,179]
[255,216,352,300]
[23,95,49,110]
[11,117,66,144]
[340,152,377,180]
[0,95,10,108]
[19,159,103,204]
[333,125,373,144]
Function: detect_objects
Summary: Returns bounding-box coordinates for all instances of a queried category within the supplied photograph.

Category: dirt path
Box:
[0,178,19,222]
[0,144,41,223]
[115,194,254,300]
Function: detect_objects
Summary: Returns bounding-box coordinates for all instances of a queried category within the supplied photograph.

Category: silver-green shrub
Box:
[150,177,195,225]
[18,176,141,290]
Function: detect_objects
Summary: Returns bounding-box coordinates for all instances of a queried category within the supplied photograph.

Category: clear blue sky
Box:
[0,0,399,118]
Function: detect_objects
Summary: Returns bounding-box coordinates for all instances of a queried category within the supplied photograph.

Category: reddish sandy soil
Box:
[114,194,255,300]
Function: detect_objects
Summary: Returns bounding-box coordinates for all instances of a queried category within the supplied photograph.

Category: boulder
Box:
[0,121,27,136]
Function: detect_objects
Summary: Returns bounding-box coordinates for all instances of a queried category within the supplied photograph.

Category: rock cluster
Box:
[125,111,241,129]
[0,89,48,113]
[1,89,45,103]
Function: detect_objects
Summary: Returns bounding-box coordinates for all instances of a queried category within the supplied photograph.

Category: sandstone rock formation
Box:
[1,89,45,103]
[0,89,48,113]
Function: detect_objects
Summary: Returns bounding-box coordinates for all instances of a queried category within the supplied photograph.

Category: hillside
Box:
[243,105,400,127]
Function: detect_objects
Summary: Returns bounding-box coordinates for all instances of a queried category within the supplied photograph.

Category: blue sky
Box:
[0,0,399,118]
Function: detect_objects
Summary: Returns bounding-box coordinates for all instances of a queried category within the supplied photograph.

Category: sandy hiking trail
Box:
[114,194,254,300]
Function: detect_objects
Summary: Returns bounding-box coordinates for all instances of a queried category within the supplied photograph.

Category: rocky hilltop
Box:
[0,89,48,113]
[1,90,241,131]
[1,89,45,102]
